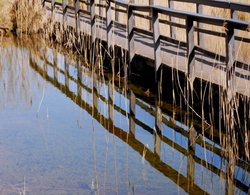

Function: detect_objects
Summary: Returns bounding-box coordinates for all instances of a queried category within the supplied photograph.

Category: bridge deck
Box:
[45,2,250,97]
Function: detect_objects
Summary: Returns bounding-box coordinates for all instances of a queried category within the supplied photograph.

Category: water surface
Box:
[0,37,249,194]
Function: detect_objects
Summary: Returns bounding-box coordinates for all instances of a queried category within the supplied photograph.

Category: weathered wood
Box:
[225,23,235,90]
[149,0,153,31]
[90,0,96,44]
[196,4,203,46]
[168,0,176,39]
[75,0,80,35]
[129,90,136,136]
[186,16,195,78]
[152,8,161,80]
[106,0,112,49]
[63,0,67,26]
[128,5,135,64]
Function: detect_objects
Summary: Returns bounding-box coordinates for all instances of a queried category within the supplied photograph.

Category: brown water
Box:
[0,37,249,194]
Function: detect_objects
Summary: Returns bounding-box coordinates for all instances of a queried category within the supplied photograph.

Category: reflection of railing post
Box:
[53,49,58,81]
[154,105,162,157]
[129,90,136,136]
[106,0,112,50]
[187,126,196,192]
[186,16,195,78]
[77,60,82,98]
[152,7,161,81]
[128,5,135,75]
[92,72,98,113]
[90,0,96,44]
[65,56,69,89]
[75,0,80,35]
[108,80,114,124]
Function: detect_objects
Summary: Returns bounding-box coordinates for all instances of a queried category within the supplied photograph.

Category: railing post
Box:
[115,2,119,22]
[127,5,135,75]
[196,4,203,46]
[168,0,176,39]
[225,23,235,91]
[99,0,103,17]
[129,90,136,136]
[51,0,55,19]
[152,7,161,81]
[106,0,112,50]
[90,0,96,44]
[75,0,80,35]
[149,0,154,31]
[186,16,195,78]
[63,0,67,27]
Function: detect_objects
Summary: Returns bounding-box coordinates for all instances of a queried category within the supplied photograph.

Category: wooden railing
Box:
[30,48,250,194]
[43,0,250,89]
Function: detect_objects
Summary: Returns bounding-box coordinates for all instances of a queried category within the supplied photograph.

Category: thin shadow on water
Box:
[0,36,249,194]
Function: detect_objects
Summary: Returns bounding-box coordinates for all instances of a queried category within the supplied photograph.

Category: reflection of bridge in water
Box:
[30,48,249,194]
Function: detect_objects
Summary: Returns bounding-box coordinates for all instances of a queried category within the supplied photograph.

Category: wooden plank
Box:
[152,7,161,78]
[90,0,96,44]
[106,0,112,49]
[186,16,195,78]
[168,0,176,39]
[63,0,67,26]
[225,23,236,91]
[128,6,135,64]
[75,0,80,35]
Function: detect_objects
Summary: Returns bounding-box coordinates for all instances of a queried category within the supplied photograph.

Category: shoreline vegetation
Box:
[0,0,249,171]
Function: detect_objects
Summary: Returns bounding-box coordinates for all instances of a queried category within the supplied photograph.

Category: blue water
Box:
[0,38,249,194]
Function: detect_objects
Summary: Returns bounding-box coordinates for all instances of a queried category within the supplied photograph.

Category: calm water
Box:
[0,37,249,194]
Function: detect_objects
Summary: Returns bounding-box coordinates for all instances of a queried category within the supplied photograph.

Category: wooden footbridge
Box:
[29,47,250,194]
[42,0,250,97]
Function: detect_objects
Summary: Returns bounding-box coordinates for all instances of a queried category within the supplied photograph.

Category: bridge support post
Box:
[129,90,136,136]
[186,16,195,79]
[152,8,161,82]
[90,0,96,45]
[75,0,80,36]
[128,5,135,75]
[106,0,112,50]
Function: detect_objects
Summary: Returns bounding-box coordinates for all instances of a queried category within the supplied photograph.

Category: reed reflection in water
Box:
[0,37,249,194]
